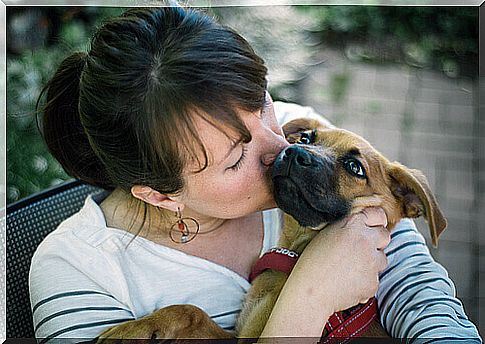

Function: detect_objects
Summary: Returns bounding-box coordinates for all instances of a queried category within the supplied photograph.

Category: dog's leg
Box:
[236,271,288,338]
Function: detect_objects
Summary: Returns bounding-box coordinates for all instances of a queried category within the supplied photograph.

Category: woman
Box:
[30,6,482,343]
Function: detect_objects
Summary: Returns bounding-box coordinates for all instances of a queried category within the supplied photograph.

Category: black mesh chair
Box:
[5,180,104,339]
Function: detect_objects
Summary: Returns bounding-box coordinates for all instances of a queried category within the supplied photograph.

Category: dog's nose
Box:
[283,145,312,167]
[273,145,315,178]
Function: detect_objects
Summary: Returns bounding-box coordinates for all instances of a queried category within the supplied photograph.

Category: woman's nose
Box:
[260,129,290,167]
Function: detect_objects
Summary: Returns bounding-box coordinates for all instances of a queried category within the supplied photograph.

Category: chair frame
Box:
[7,179,86,213]
[6,179,103,339]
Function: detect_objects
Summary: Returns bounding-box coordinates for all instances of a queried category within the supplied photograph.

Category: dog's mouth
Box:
[273,176,350,228]
[272,145,350,228]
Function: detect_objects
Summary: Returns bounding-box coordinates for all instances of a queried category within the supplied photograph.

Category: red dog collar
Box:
[249,248,379,342]
[249,248,299,283]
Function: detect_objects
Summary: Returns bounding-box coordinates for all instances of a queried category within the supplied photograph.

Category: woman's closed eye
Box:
[227,145,248,172]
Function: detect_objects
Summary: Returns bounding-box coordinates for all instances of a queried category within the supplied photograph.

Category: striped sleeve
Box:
[376,218,482,343]
[29,246,135,343]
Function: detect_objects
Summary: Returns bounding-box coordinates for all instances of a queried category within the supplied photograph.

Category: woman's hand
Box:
[298,207,390,312]
[260,207,390,339]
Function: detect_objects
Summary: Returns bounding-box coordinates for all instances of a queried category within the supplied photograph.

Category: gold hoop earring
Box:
[169,208,200,244]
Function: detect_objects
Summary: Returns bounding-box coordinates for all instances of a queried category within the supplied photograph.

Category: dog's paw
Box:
[96,316,161,343]
[96,304,232,343]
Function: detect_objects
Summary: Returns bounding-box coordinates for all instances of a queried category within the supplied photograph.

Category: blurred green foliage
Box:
[6,6,478,204]
[329,71,351,105]
[7,8,124,204]
[298,6,478,77]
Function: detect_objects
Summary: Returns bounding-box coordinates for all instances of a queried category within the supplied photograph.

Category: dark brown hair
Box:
[38,6,268,198]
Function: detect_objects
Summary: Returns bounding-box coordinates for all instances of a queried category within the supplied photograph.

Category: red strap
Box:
[249,248,299,283]
[249,248,378,342]
[321,298,379,343]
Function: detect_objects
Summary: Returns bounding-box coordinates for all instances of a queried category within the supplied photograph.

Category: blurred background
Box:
[6,5,482,336]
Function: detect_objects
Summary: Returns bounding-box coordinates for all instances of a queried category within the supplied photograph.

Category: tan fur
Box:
[97,304,232,342]
[97,118,447,342]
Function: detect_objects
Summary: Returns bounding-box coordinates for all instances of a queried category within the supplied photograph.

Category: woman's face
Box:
[175,94,289,219]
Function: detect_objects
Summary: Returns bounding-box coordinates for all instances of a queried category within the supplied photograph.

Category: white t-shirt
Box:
[29,102,482,343]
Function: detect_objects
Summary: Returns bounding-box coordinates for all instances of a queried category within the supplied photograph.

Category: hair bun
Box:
[39,52,115,190]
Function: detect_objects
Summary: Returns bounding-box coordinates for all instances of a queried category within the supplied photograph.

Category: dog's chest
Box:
[279,214,320,253]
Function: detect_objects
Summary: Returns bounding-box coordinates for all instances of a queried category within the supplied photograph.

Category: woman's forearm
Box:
[259,267,333,341]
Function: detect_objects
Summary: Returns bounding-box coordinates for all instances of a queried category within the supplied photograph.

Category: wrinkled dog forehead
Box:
[314,128,380,157]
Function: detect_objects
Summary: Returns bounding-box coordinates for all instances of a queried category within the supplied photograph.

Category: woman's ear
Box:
[131,185,184,212]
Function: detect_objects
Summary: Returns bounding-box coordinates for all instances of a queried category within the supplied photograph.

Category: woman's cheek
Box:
[243,161,268,194]
[229,173,254,198]
[208,172,250,200]
[219,169,257,202]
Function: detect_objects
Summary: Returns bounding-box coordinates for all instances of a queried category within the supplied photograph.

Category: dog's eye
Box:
[343,158,366,179]
[299,133,311,144]
[296,130,316,145]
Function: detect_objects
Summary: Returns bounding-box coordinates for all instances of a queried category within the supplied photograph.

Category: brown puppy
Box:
[235,118,447,338]
[97,118,447,342]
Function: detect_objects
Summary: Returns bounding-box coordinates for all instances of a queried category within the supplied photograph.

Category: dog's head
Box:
[272,118,447,247]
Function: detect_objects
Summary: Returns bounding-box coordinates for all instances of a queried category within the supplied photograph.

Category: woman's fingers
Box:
[351,208,391,251]
[361,207,388,228]
[375,240,389,272]
[372,225,391,252]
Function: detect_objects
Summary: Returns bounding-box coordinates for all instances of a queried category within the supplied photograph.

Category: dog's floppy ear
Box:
[283,118,328,143]
[282,118,330,142]
[388,162,447,247]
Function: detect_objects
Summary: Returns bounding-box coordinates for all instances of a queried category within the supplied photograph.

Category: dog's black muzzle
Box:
[272,145,350,227]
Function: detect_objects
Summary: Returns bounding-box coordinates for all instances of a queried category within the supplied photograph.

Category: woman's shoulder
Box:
[31,193,123,263]
[29,193,136,304]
